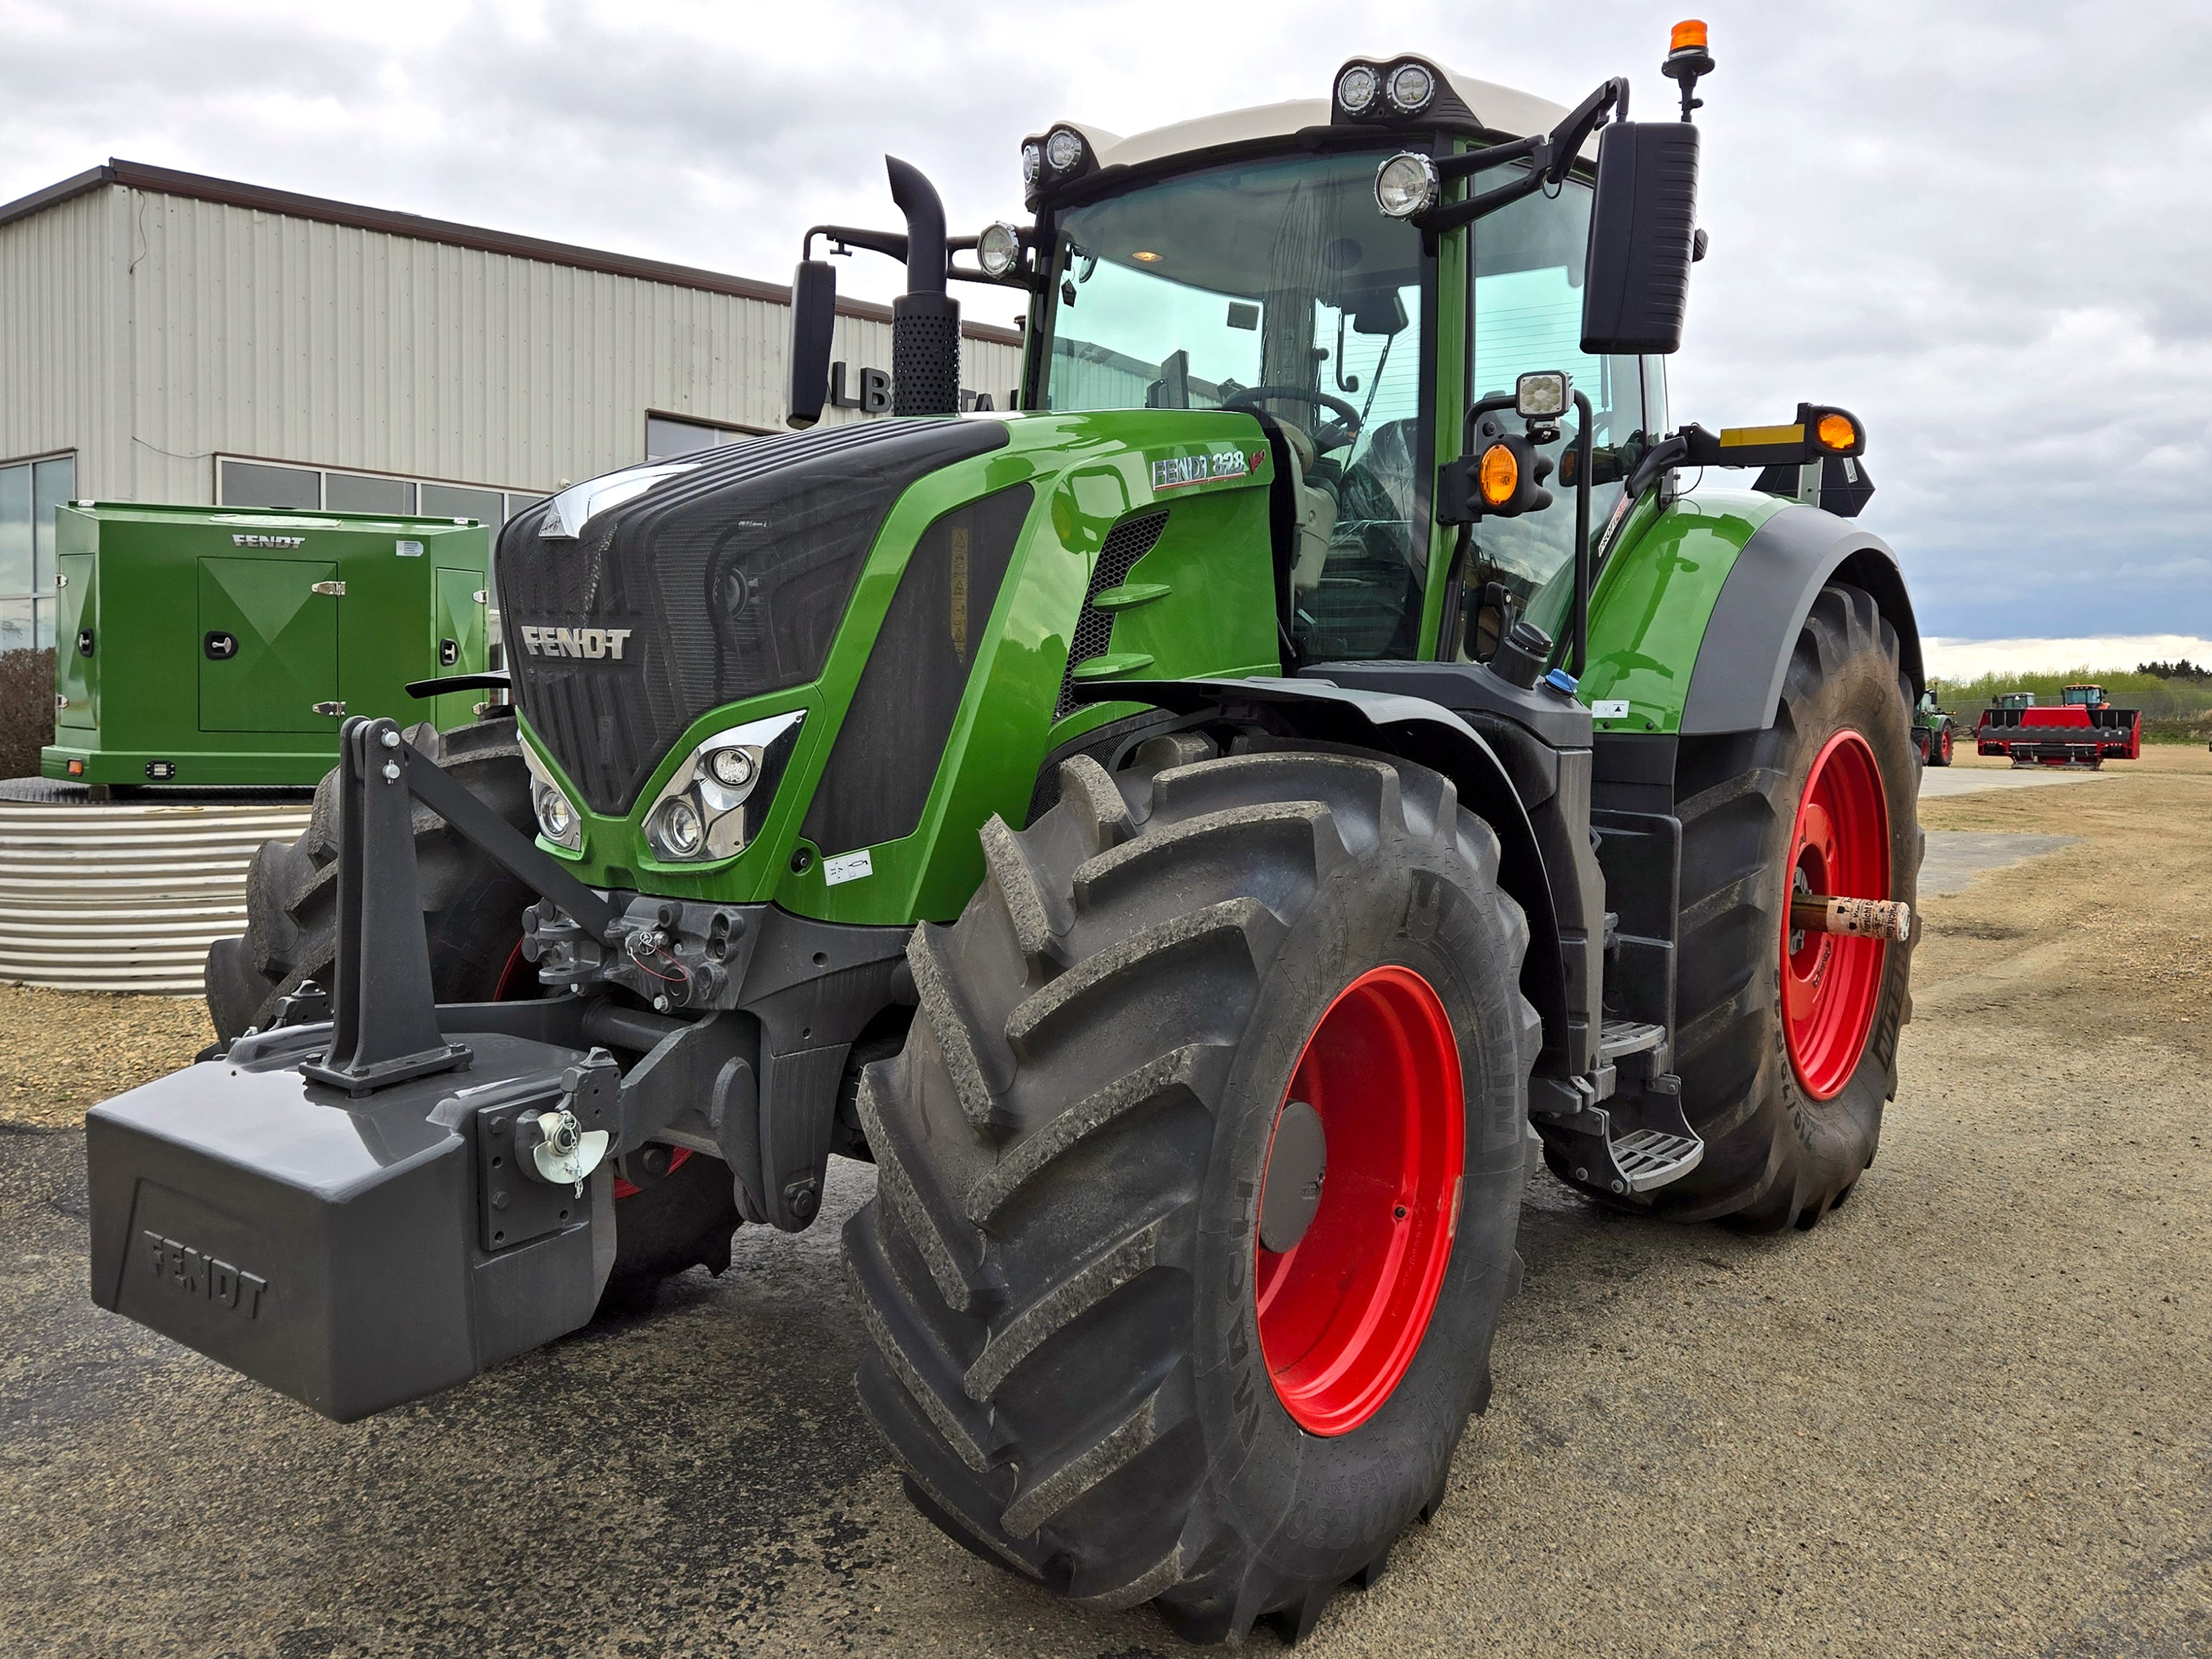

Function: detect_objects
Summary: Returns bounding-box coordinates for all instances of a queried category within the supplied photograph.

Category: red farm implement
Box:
[1975,685,2142,768]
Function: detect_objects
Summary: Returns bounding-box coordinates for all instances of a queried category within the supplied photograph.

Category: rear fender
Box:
[1682,506,1923,733]
[1079,676,1570,1076]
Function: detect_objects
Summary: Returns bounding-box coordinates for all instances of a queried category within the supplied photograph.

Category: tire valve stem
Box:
[1790,894,1912,943]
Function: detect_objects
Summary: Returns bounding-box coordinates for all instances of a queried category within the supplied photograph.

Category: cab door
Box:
[55,552,97,728]
[198,557,340,732]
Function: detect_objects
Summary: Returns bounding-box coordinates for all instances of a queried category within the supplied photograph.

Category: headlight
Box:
[524,745,584,851]
[1020,142,1042,185]
[656,796,704,858]
[1335,64,1379,115]
[1044,127,1085,173]
[1374,152,1440,219]
[1387,62,1436,113]
[977,221,1022,278]
[641,709,806,863]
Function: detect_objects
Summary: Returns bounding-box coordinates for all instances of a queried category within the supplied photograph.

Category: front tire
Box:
[1653,583,1919,1231]
[843,745,1537,1642]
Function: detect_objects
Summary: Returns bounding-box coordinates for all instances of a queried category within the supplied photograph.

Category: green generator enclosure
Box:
[42,501,491,787]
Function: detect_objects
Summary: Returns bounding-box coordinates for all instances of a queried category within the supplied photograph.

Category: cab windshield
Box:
[1043,149,1430,660]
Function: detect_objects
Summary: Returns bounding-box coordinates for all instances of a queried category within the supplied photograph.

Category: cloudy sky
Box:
[5,0,2209,643]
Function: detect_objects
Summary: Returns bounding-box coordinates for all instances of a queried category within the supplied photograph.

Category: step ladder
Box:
[1533,1021,1705,1196]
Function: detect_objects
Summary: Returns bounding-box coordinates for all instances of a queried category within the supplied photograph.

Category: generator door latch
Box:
[439,637,459,667]
[204,631,239,660]
[310,580,347,597]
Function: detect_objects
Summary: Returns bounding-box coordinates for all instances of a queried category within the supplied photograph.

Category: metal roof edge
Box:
[0,159,1025,347]
[0,164,117,231]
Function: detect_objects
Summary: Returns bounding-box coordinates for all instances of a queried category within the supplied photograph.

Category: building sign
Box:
[830,361,1007,418]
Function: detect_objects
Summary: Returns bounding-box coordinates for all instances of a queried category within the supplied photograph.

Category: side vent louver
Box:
[1054,509,1169,719]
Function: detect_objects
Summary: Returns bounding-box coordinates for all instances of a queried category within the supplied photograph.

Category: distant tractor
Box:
[1912,684,1957,767]
[1977,684,2141,767]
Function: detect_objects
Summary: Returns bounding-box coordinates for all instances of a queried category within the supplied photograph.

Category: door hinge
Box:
[54,694,69,710]
[473,590,487,605]
[310,580,347,596]
[54,572,67,589]
[312,700,347,716]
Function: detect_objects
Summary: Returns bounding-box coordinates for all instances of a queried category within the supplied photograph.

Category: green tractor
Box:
[93,24,1925,1644]
[1914,683,1957,766]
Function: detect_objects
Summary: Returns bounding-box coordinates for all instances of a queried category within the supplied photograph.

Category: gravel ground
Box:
[1,749,2205,1657]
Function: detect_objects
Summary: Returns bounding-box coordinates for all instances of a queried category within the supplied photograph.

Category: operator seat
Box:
[1280,420,1341,595]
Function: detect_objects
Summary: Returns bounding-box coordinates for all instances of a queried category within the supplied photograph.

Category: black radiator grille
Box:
[801,484,1034,855]
[1054,508,1169,719]
[499,418,1007,816]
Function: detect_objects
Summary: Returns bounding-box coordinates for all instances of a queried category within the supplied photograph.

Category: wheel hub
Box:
[1255,965,1463,1437]
[1781,729,1891,1100]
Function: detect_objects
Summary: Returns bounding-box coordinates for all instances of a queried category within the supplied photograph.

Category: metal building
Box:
[0,158,1027,662]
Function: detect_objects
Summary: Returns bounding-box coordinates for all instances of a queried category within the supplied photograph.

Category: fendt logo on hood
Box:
[518,623,635,662]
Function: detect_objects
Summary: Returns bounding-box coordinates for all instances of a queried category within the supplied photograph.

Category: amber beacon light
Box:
[1816,411,1859,452]
[1479,443,1521,508]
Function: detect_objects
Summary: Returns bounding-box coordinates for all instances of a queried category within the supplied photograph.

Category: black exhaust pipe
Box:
[885,156,961,417]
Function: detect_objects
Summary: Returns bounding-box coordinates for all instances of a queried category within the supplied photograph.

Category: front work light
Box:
[707,745,758,788]
[1021,142,1042,185]
[1336,64,1379,115]
[1516,371,1570,420]
[1044,127,1085,173]
[977,221,1023,278]
[1387,62,1436,113]
[1375,152,1440,219]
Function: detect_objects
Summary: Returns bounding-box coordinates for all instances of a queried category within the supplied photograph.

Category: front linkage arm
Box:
[296,715,617,1097]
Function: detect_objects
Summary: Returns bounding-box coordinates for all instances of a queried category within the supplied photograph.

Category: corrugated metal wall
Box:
[0,181,1026,500]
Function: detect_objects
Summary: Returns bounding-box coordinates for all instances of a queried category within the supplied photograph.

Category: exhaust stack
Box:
[885,156,961,417]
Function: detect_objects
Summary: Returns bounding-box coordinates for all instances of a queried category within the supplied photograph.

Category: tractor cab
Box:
[2063,684,2107,707]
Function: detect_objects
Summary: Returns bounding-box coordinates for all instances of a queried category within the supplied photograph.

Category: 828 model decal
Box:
[1150,447,1267,493]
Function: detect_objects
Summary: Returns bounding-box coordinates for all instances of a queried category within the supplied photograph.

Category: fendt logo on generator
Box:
[517,623,636,662]
[233,533,306,548]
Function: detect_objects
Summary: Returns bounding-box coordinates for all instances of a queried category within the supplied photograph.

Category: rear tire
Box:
[843,745,1538,1642]
[205,713,738,1314]
[1928,725,1954,767]
[1651,583,1919,1231]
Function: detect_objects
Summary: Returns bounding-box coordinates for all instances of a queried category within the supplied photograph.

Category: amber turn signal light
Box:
[1815,412,1858,452]
[1479,443,1521,507]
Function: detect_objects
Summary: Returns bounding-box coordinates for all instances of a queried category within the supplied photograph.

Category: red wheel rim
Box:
[1782,729,1891,1101]
[1940,729,1953,763]
[1255,965,1463,1437]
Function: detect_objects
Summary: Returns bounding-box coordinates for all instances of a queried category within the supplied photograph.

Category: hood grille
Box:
[498,418,1007,816]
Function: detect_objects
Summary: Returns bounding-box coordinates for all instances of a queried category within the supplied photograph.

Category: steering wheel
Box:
[1221,385,1363,451]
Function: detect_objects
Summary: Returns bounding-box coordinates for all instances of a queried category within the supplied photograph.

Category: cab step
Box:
[1530,1060,1705,1199]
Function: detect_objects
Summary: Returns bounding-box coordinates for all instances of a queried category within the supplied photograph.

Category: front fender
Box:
[1079,676,1571,1075]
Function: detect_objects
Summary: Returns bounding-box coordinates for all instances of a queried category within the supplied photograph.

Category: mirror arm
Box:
[1414,76,1629,235]
[803,224,910,264]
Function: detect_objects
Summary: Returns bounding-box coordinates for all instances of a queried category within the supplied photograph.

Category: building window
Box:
[217,456,546,529]
[0,451,75,651]
[646,413,762,463]
[326,471,416,515]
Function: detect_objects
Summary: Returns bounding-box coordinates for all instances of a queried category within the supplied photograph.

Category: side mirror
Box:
[786,259,837,430]
[1580,121,1701,355]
